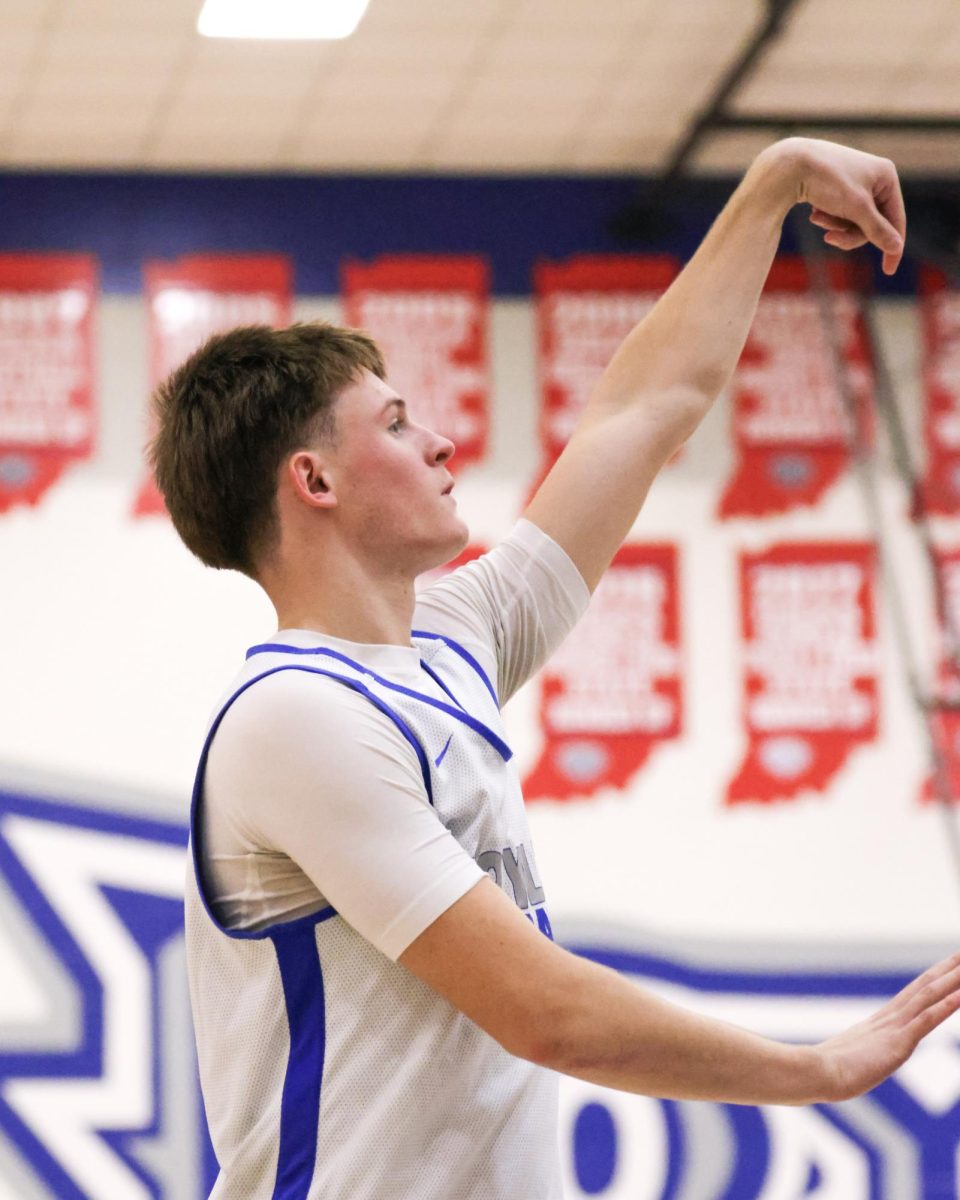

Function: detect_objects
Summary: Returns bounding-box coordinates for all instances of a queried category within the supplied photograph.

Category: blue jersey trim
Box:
[190,665,434,942]
[271,925,325,1200]
[247,643,512,761]
[411,630,500,707]
[418,660,465,710]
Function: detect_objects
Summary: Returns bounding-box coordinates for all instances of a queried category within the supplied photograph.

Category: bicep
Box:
[523,392,701,593]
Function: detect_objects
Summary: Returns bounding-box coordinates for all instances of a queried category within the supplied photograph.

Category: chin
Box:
[425,517,470,572]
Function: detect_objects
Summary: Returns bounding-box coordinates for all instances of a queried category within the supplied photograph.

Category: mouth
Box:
[442,481,454,496]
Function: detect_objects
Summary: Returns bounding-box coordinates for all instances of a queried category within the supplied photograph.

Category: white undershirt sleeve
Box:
[203,669,485,961]
[414,518,591,706]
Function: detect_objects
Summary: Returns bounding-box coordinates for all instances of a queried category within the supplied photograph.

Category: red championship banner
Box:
[727,542,879,805]
[719,259,873,518]
[524,544,681,802]
[0,255,97,512]
[918,269,960,515]
[533,256,676,489]
[133,255,293,516]
[923,550,960,803]
[342,257,490,472]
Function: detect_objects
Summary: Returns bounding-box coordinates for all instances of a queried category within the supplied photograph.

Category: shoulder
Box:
[212,665,418,763]
[416,520,588,623]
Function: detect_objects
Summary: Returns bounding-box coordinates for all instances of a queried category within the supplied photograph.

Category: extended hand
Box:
[816,950,960,1101]
[760,137,906,276]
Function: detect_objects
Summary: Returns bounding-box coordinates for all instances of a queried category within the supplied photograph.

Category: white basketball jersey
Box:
[185,630,562,1199]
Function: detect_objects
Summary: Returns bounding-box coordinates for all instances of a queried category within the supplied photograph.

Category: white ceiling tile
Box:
[424,141,565,171]
[928,13,960,64]
[482,24,626,71]
[786,0,952,42]
[459,69,603,105]
[188,36,336,75]
[315,68,461,104]
[854,130,960,174]
[158,99,298,136]
[300,96,450,135]
[736,64,909,115]
[335,25,488,70]
[565,131,670,170]
[173,68,319,105]
[54,0,202,33]
[897,67,960,113]
[359,0,505,28]
[507,0,654,26]
[1,0,57,33]
[15,92,157,131]
[41,28,187,70]
[23,66,170,104]
[5,122,147,165]
[690,129,781,174]
[285,131,420,170]
[0,29,44,69]
[148,126,288,168]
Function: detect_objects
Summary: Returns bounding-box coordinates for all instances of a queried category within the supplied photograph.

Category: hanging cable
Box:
[794,212,960,901]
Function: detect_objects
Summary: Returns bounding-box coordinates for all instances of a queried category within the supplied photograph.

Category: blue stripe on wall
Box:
[0,171,918,297]
[271,925,326,1200]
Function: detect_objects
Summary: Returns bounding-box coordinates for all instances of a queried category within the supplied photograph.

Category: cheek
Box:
[344,446,424,518]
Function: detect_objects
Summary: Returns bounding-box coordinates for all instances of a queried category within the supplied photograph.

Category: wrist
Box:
[795,1042,839,1104]
[743,137,809,220]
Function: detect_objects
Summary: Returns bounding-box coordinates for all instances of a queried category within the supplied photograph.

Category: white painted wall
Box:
[1,293,957,962]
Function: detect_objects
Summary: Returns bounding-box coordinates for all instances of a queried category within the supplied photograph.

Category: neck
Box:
[265,545,417,649]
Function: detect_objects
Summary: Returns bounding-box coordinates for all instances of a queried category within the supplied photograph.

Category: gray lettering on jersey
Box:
[517,844,545,906]
[477,843,546,911]
[501,847,528,908]
[476,849,503,887]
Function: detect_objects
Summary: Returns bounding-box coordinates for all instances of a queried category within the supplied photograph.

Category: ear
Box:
[286,450,338,510]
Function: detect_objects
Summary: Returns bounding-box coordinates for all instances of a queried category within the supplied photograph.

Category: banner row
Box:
[1,253,959,515]
[428,540,959,806]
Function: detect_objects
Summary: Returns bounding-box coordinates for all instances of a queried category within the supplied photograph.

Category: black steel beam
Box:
[716,113,960,134]
[657,0,803,187]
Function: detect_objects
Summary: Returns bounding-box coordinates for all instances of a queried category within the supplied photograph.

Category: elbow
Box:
[500,997,587,1073]
[642,384,713,448]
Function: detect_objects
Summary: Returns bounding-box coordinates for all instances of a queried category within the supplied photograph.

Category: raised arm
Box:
[523,137,906,592]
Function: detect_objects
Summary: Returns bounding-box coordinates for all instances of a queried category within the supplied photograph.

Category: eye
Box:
[389,417,405,433]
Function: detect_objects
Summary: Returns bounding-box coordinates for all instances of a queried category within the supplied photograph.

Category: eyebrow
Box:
[381,398,406,416]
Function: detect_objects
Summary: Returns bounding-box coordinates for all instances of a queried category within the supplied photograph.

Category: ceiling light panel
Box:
[198,0,371,40]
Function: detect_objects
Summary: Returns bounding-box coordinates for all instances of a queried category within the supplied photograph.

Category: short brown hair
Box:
[149,323,385,577]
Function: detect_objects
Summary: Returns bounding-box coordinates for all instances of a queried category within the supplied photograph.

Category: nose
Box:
[428,429,456,465]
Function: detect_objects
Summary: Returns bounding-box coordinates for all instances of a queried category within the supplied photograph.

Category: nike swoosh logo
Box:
[434,735,453,768]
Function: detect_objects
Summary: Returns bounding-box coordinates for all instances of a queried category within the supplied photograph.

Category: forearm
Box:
[586,143,800,430]
[535,953,828,1106]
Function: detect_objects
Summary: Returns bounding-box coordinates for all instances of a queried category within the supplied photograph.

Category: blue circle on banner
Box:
[759,736,813,779]
[556,740,609,783]
[0,454,35,487]
[769,453,812,488]
[572,1102,618,1194]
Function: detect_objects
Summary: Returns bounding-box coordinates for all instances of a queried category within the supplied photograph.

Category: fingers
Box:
[810,208,853,232]
[892,951,960,1018]
[824,229,868,251]
[876,167,907,276]
[806,152,906,275]
[847,188,903,267]
[908,988,960,1041]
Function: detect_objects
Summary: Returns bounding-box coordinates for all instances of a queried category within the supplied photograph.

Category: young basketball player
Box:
[153,138,959,1199]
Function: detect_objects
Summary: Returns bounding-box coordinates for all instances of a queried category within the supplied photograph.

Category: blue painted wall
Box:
[0,171,917,296]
